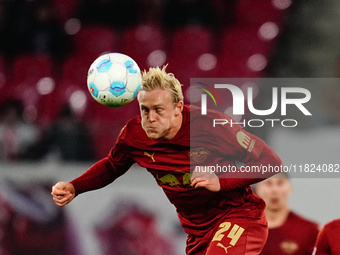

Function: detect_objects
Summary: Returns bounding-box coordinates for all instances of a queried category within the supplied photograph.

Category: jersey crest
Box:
[190,147,210,163]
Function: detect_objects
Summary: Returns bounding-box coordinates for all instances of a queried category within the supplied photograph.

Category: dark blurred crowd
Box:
[0,179,80,255]
[0,0,236,62]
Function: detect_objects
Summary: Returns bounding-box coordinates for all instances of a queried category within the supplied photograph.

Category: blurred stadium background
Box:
[0,0,339,254]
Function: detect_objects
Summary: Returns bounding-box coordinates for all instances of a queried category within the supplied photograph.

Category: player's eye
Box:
[264,181,272,187]
[277,180,284,186]
[156,108,164,114]
[141,107,149,114]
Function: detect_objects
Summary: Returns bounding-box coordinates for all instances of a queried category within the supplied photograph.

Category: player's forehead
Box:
[138,89,173,106]
[265,176,289,185]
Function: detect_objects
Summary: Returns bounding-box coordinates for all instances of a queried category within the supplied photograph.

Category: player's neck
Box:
[164,112,183,140]
[265,206,290,229]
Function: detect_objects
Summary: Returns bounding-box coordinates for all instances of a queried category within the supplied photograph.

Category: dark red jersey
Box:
[260,211,319,255]
[314,218,340,255]
[71,105,282,238]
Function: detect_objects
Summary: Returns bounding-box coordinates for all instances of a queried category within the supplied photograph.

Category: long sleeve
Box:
[70,157,125,196]
[70,124,136,196]
[219,143,282,191]
[189,107,282,191]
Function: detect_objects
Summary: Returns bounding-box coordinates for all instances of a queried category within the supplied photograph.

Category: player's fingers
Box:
[52,191,70,199]
[51,189,67,197]
[193,181,208,189]
[53,200,66,207]
[52,194,66,202]
[52,193,73,206]
[191,178,207,188]
[191,177,201,185]
[191,177,209,184]
[190,177,198,187]
[51,182,68,196]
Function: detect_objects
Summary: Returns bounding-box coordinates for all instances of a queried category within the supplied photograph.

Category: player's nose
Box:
[148,110,157,122]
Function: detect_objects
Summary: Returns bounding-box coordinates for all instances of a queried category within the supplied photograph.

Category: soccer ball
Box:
[87,53,142,107]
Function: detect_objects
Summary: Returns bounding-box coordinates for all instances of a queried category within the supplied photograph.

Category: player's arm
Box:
[213,113,282,191]
[191,110,282,192]
[313,226,331,255]
[51,125,134,206]
[51,157,127,206]
[219,142,282,191]
[191,143,282,192]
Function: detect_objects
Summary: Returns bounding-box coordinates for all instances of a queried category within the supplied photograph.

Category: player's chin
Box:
[145,131,161,140]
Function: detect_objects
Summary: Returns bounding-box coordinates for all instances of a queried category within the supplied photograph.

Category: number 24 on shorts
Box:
[212,222,245,246]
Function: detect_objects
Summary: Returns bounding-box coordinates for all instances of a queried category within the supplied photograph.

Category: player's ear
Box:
[175,101,183,116]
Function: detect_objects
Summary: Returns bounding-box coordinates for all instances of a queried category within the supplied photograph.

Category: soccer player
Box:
[51,66,282,254]
[255,172,319,255]
[313,218,340,255]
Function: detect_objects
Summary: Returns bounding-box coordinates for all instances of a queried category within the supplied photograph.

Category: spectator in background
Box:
[21,0,71,63]
[0,0,70,62]
[255,173,319,255]
[0,2,12,57]
[161,0,219,32]
[39,104,95,162]
[0,179,81,255]
[76,0,141,30]
[95,200,175,255]
[313,218,340,255]
[0,99,40,161]
[0,1,24,59]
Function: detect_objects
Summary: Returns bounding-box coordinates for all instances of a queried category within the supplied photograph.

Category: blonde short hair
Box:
[141,65,184,104]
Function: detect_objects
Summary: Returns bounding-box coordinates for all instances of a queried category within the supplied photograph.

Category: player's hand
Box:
[51,182,75,207]
[191,171,221,192]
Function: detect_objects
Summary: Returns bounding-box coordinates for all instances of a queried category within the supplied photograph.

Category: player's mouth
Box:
[147,126,157,131]
[270,198,279,205]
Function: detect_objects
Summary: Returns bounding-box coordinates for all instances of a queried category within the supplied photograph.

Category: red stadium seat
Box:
[220,26,273,57]
[121,23,166,70]
[61,54,93,85]
[217,24,277,78]
[170,25,214,58]
[167,52,219,91]
[5,54,55,121]
[235,0,285,25]
[37,77,92,127]
[167,26,217,89]
[72,26,119,61]
[0,55,6,103]
[9,54,54,85]
[52,0,80,23]
[217,51,267,78]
